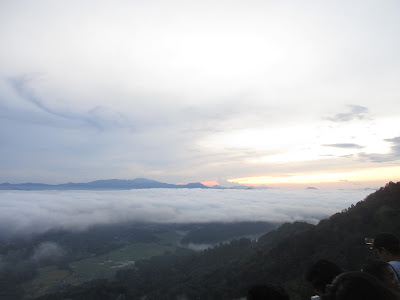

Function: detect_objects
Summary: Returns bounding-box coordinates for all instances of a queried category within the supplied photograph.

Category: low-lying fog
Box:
[0,187,374,240]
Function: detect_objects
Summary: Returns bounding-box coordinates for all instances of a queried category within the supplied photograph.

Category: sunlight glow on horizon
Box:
[201,181,219,186]
[227,166,400,187]
[200,116,398,165]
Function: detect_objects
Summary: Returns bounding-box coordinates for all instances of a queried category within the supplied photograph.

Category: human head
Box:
[247,284,290,300]
[362,260,399,291]
[322,271,396,300]
[373,233,400,261]
[305,259,343,295]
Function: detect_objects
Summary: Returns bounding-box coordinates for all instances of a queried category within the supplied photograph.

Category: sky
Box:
[1,0,400,187]
[0,188,374,239]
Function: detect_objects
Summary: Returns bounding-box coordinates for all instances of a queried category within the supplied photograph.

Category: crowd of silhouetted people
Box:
[246,232,400,300]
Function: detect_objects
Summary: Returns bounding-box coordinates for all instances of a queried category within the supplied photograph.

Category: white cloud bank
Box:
[0,188,375,239]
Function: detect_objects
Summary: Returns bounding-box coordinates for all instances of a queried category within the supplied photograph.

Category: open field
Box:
[25,230,183,297]
[23,266,70,298]
[67,236,179,284]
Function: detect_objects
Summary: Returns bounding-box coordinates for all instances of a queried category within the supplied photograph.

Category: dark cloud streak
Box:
[323,143,364,149]
[7,76,131,131]
[327,105,369,122]
[359,136,400,162]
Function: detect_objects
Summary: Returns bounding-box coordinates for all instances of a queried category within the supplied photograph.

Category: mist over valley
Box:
[0,187,373,240]
[0,182,398,300]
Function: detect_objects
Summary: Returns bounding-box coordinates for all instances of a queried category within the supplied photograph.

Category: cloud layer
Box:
[0,188,374,240]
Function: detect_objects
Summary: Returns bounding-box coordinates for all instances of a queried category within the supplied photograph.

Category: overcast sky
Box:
[1,0,400,187]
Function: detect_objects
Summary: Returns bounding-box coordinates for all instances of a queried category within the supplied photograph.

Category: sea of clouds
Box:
[0,187,375,239]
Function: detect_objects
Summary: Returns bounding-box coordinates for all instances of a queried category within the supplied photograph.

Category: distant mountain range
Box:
[0,178,210,190]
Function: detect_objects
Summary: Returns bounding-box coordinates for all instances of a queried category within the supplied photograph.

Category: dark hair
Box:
[373,233,400,255]
[247,284,290,300]
[322,271,397,300]
[362,260,391,281]
[305,259,343,293]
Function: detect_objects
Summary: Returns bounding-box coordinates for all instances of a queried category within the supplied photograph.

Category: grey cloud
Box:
[5,74,254,138]
[327,105,369,122]
[6,76,133,131]
[359,136,400,162]
[0,188,374,240]
[323,143,364,149]
[385,136,400,149]
[8,76,99,129]
[2,75,248,179]
[9,76,65,118]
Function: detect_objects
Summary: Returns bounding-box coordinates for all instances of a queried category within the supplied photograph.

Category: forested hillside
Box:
[35,181,400,300]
